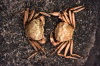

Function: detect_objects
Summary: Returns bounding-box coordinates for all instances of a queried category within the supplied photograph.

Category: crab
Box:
[50,6,85,59]
[23,8,50,59]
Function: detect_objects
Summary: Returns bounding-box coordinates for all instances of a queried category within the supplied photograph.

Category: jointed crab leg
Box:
[29,40,38,51]
[23,8,29,26]
[39,36,46,44]
[49,12,60,16]
[57,42,67,57]
[40,12,51,17]
[73,7,85,13]
[63,11,70,24]
[40,16,45,25]
[29,40,45,53]
[70,6,83,10]
[69,10,73,24]
[28,39,46,59]
[50,32,60,46]
[28,10,35,21]
[71,12,76,28]
[70,40,81,57]
[64,41,70,56]
[51,42,65,55]
[28,51,38,59]
[33,41,45,53]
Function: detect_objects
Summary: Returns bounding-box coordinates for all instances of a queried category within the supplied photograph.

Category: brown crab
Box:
[50,6,85,59]
[23,8,50,59]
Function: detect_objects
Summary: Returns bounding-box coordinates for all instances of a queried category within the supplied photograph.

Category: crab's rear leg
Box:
[23,8,29,27]
[28,40,45,59]
[70,40,81,58]
[51,42,64,55]
[57,42,67,57]
[28,40,38,59]
[62,41,77,59]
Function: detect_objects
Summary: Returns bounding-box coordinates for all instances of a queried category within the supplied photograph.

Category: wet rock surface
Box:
[0,0,100,66]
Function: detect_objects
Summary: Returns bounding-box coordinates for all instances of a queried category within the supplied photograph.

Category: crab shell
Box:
[55,22,74,42]
[25,19,44,40]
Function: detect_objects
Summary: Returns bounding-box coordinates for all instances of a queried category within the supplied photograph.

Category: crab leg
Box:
[28,51,38,59]
[62,40,77,59]
[33,41,46,53]
[23,8,29,26]
[63,11,70,24]
[64,41,70,56]
[72,12,76,28]
[28,10,35,21]
[28,40,38,59]
[29,40,38,51]
[57,42,67,57]
[73,7,85,13]
[68,10,73,24]
[34,13,40,18]
[51,42,64,55]
[40,16,45,25]
[50,32,60,46]
[49,12,60,16]
[39,36,46,44]
[70,6,83,11]
[61,14,68,23]
[70,40,81,58]
[40,12,51,17]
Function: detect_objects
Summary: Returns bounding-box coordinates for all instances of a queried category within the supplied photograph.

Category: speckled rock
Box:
[0,0,100,66]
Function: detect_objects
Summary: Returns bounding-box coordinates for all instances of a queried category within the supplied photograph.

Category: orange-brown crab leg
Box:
[28,10,35,21]
[23,8,29,27]
[68,10,73,25]
[33,41,45,53]
[28,40,45,59]
[28,40,38,59]
[63,11,70,24]
[69,6,85,28]
[39,36,46,44]
[57,42,67,57]
[63,41,77,59]
[28,51,38,59]
[40,12,51,17]
[73,7,85,13]
[71,12,76,28]
[49,12,60,16]
[50,32,60,46]
[29,40,38,51]
[34,11,50,19]
[69,6,85,13]
[51,42,64,55]
[40,16,45,25]
[70,6,83,10]
[70,40,81,58]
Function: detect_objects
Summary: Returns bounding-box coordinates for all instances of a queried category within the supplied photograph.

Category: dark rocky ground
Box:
[0,0,100,66]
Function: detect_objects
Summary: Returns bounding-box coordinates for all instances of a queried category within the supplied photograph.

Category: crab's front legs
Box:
[50,32,60,46]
